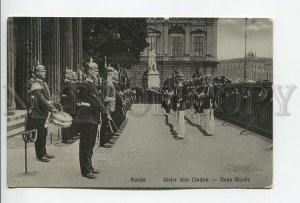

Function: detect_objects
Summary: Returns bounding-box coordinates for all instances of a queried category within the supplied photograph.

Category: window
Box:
[171,36,183,56]
[193,36,204,57]
[147,36,157,55]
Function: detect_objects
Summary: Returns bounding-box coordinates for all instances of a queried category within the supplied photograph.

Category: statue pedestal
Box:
[147,71,160,88]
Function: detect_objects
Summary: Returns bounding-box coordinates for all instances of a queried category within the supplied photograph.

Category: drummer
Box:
[75,58,102,179]
[30,64,58,162]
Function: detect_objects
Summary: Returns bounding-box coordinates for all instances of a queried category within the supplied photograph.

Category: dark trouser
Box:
[100,113,112,146]
[115,106,124,128]
[78,122,98,176]
[31,118,48,159]
[111,111,119,132]
[62,114,76,143]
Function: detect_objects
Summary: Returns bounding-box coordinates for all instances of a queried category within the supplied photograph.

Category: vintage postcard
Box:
[7,17,272,188]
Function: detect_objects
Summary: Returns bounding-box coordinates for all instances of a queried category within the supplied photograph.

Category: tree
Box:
[82,18,149,71]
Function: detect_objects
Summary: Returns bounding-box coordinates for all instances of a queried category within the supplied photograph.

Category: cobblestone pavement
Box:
[7,104,272,188]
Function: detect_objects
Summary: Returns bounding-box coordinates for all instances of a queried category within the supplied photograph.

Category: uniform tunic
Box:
[176,84,187,138]
[30,78,55,159]
[75,78,103,175]
[100,79,117,145]
[61,80,77,142]
[203,84,215,135]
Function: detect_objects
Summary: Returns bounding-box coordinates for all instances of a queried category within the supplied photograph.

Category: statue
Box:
[148,49,157,72]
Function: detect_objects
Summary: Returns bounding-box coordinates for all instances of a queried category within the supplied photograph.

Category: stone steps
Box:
[7,110,27,138]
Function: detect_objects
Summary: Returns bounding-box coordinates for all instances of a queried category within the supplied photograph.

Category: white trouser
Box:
[170,110,176,130]
[177,110,185,138]
[173,110,178,131]
[190,109,196,124]
[203,109,214,135]
[199,112,205,127]
[195,113,201,126]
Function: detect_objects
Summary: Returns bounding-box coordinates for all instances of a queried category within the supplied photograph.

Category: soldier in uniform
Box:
[30,65,57,162]
[192,67,201,80]
[61,69,78,144]
[75,59,102,179]
[112,70,124,130]
[175,73,187,139]
[203,75,215,136]
[194,85,205,128]
[100,66,116,148]
[169,82,177,133]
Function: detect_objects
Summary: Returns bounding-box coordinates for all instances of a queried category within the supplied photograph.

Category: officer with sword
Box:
[75,58,102,179]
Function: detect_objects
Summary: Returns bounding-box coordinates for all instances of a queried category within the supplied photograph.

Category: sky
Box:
[217,18,273,60]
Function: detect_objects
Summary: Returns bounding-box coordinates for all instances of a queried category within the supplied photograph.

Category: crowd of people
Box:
[26,59,134,179]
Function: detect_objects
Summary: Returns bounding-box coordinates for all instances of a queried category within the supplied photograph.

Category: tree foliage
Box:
[82,18,149,71]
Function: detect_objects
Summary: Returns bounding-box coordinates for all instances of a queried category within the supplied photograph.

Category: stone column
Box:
[211,19,218,60]
[60,18,67,72]
[42,18,61,103]
[184,22,191,55]
[13,18,42,109]
[66,18,74,70]
[73,18,83,70]
[163,22,169,55]
[7,18,16,111]
[206,19,212,56]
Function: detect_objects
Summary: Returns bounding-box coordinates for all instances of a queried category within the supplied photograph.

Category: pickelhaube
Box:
[85,57,98,71]
[176,73,184,81]
[34,64,46,72]
[107,65,114,73]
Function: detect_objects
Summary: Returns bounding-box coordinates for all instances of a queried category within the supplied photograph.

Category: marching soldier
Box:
[169,82,177,133]
[194,85,205,128]
[75,58,102,179]
[30,64,57,162]
[192,67,202,80]
[174,73,187,139]
[203,75,215,136]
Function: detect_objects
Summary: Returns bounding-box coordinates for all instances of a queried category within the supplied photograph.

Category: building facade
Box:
[217,51,273,83]
[7,17,83,111]
[127,18,218,88]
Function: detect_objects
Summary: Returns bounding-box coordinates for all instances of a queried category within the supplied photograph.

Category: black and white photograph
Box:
[5,17,273,188]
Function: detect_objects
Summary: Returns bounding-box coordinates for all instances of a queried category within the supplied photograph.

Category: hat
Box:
[176,73,184,81]
[65,68,73,74]
[35,65,46,72]
[71,71,78,79]
[107,65,114,73]
[85,57,98,71]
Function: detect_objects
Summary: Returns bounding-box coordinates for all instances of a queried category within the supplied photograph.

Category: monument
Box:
[147,49,160,88]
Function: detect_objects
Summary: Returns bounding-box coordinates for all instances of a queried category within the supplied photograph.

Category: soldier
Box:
[174,73,187,139]
[61,69,77,144]
[75,58,102,179]
[100,66,116,148]
[112,70,124,129]
[203,75,215,136]
[194,85,205,128]
[169,82,177,133]
[192,67,201,80]
[30,64,57,162]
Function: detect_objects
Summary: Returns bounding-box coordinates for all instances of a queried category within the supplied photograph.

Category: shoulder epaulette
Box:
[31,82,43,91]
